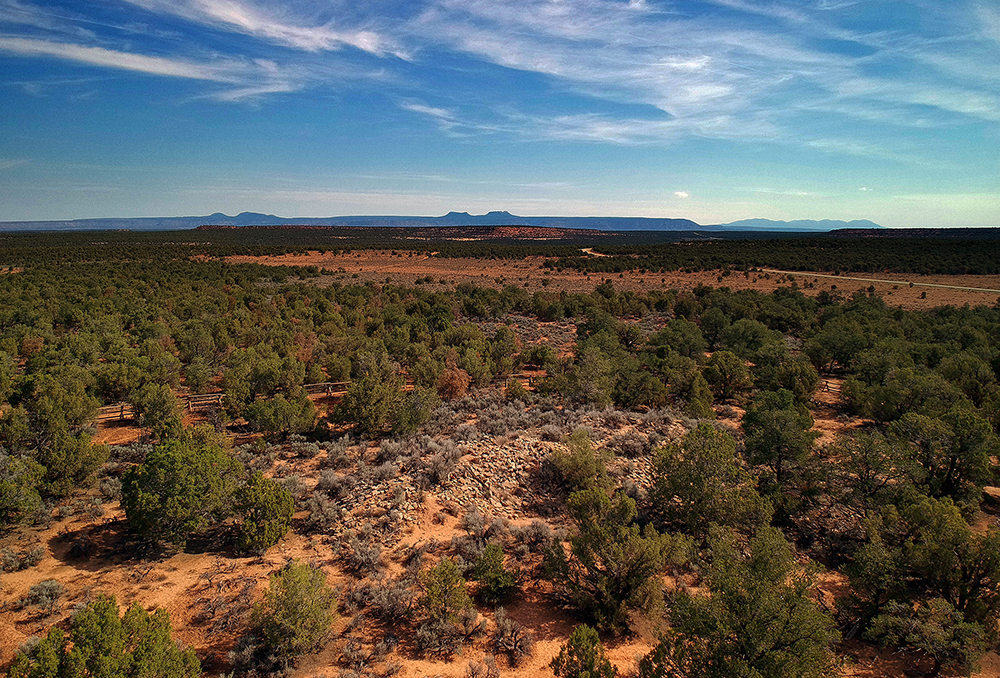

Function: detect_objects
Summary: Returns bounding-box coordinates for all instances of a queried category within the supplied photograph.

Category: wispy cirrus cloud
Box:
[0,36,239,81]
[0,157,29,171]
[404,0,999,155]
[1,0,405,100]
[2,0,998,165]
[121,0,407,58]
[978,4,1000,45]
[0,0,97,39]
[399,101,462,132]
[741,187,821,197]
[0,36,321,100]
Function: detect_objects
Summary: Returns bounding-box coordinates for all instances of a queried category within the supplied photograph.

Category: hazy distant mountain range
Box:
[0,210,882,232]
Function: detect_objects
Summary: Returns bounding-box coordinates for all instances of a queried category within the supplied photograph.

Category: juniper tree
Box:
[651,423,771,536]
[121,439,243,547]
[642,526,838,678]
[7,595,199,678]
[545,487,685,634]
[235,471,294,554]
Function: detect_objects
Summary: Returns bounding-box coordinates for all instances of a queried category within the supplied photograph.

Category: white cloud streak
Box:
[0,36,319,101]
[122,0,406,57]
[3,0,998,159]
[0,36,236,80]
[402,0,1000,152]
[979,4,1000,46]
[399,101,460,130]
[0,158,29,171]
[743,187,819,197]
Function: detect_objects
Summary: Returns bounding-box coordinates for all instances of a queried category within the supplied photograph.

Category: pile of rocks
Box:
[436,436,554,519]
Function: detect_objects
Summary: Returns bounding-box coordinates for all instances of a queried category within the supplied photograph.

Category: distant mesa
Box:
[0,211,882,233]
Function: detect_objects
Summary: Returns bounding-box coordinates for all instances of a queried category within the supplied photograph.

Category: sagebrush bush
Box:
[321,440,353,469]
[317,469,356,499]
[277,475,308,507]
[346,536,383,575]
[415,618,462,657]
[1,546,45,572]
[290,441,321,458]
[20,579,64,614]
[421,442,461,486]
[364,579,416,621]
[464,655,500,678]
[460,508,486,537]
[452,535,485,569]
[30,507,52,528]
[454,423,479,442]
[98,476,122,501]
[608,431,650,459]
[492,607,535,667]
[304,494,342,531]
[371,461,398,481]
[540,424,564,442]
[23,545,45,568]
[85,498,104,520]
[510,519,553,551]
[108,443,154,464]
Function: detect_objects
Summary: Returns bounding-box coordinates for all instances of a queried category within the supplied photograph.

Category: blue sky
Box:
[1,0,998,227]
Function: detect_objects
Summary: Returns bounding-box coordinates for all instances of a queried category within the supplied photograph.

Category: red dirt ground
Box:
[6,256,1000,678]
[224,250,1000,311]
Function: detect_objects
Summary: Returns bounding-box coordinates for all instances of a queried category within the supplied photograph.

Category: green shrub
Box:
[244,388,317,438]
[421,557,473,624]
[702,350,753,402]
[235,471,294,554]
[544,488,686,634]
[550,624,617,678]
[121,439,243,547]
[250,561,336,658]
[7,595,199,678]
[867,598,985,677]
[651,423,771,535]
[33,432,109,498]
[648,526,838,678]
[0,450,44,525]
[473,544,520,605]
[549,428,612,492]
[128,382,183,440]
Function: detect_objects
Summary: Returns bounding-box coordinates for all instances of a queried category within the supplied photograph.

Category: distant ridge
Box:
[826,227,1000,240]
[717,218,882,231]
[0,211,881,233]
[198,224,611,240]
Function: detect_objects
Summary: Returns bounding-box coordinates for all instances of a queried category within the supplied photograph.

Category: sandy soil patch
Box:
[223,250,1000,311]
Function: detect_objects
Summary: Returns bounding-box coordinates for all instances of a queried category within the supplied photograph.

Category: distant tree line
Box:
[4,228,1000,275]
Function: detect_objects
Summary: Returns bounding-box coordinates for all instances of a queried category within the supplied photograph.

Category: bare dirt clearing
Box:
[225,250,1000,311]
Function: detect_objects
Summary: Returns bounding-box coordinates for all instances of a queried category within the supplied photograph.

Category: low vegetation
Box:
[2,230,1000,678]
